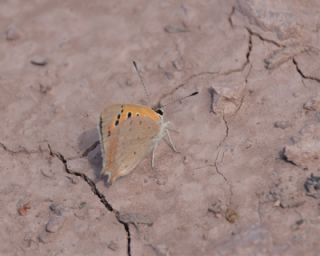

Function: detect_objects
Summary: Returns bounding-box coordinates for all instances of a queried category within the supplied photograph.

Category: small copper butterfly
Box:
[98,61,197,184]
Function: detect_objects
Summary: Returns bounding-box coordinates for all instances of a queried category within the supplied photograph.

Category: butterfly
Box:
[98,62,197,184]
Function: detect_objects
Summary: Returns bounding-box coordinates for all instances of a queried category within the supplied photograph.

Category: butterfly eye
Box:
[155,109,163,115]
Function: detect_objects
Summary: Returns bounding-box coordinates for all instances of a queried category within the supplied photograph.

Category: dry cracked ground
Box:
[1,1,320,255]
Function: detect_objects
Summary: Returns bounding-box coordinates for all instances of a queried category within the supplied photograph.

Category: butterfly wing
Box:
[99,104,123,177]
[99,104,164,184]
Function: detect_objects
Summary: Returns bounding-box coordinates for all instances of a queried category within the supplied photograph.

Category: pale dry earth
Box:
[1,0,320,255]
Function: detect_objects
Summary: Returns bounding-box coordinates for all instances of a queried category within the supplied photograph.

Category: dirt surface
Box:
[1,1,320,255]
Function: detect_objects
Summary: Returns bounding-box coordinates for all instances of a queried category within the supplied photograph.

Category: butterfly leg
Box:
[166,129,178,152]
[151,143,159,169]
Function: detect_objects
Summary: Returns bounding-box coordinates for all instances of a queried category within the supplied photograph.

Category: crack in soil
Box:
[205,28,254,207]
[208,27,254,202]
[157,12,264,109]
[0,142,43,155]
[245,27,284,48]
[213,148,234,205]
[158,31,252,106]
[228,6,284,48]
[47,144,132,256]
[292,57,320,84]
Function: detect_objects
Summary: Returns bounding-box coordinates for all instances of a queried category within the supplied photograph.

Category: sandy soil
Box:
[1,0,320,255]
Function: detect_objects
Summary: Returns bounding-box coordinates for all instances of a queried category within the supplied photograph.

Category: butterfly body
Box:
[98,104,167,184]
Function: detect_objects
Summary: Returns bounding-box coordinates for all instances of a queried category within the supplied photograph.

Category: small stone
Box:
[208,201,225,218]
[225,208,239,223]
[164,23,189,33]
[117,212,153,226]
[273,200,281,207]
[5,24,21,41]
[49,203,64,216]
[40,168,54,178]
[79,201,87,209]
[209,74,246,115]
[274,120,291,129]
[46,215,65,233]
[30,56,48,66]
[303,95,320,112]
[283,124,320,169]
[107,240,118,251]
[291,219,304,231]
[151,244,170,256]
[304,173,320,199]
[38,230,51,244]
[17,201,31,216]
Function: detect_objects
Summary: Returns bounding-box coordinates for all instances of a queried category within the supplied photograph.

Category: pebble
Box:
[225,208,239,223]
[164,24,189,33]
[107,240,119,251]
[30,55,48,66]
[46,215,65,233]
[117,212,153,226]
[274,120,291,129]
[304,173,320,199]
[49,203,64,216]
[38,230,51,244]
[303,95,320,112]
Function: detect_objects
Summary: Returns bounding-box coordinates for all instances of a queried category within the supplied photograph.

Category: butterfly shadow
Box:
[77,127,108,185]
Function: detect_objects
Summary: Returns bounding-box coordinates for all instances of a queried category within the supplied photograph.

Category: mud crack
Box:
[245,27,284,48]
[158,28,253,105]
[292,58,320,84]
[228,6,284,49]
[0,142,43,155]
[48,145,132,256]
[212,114,234,205]
[213,148,234,205]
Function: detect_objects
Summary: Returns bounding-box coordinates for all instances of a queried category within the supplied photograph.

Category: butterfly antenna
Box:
[160,91,199,109]
[132,60,151,105]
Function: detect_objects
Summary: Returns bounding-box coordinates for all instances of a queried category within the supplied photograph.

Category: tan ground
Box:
[1,1,320,255]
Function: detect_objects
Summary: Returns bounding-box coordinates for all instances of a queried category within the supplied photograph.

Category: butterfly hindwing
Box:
[99,104,164,184]
[110,116,162,182]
